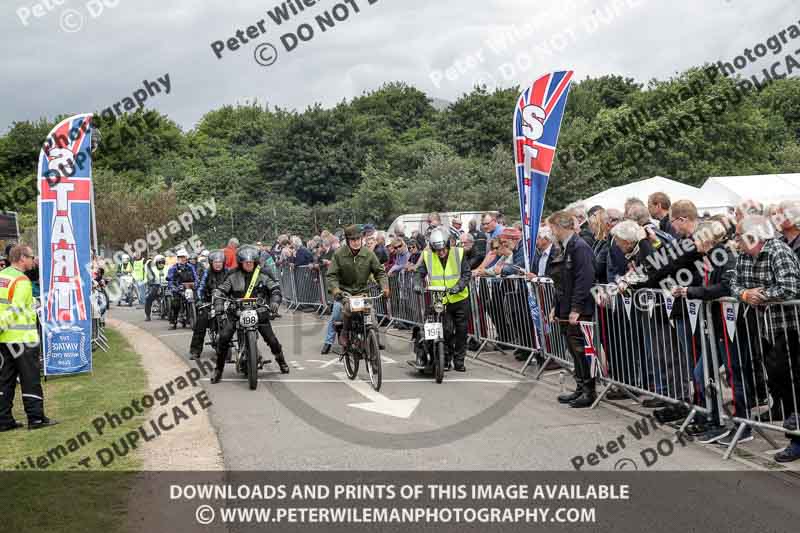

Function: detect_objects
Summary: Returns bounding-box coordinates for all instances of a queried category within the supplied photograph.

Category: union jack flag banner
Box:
[37,114,94,375]
[580,321,606,378]
[513,70,574,270]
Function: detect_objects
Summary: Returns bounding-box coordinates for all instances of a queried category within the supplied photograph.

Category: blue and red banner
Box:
[513,70,573,271]
[37,114,94,376]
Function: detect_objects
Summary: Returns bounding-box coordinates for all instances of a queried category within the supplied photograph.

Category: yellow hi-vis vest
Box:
[423,247,469,305]
[0,267,38,344]
[132,259,146,281]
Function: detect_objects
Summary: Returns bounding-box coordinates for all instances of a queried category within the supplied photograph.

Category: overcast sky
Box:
[2,0,796,132]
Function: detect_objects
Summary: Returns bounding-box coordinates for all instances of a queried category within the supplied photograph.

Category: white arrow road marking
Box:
[381,355,396,364]
[307,357,341,368]
[333,372,420,419]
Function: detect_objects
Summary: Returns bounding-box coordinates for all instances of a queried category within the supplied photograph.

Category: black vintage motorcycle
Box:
[175,281,197,329]
[408,286,448,384]
[216,296,275,391]
[337,292,383,391]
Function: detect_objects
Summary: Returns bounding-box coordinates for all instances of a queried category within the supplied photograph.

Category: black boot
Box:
[558,390,582,404]
[321,343,331,355]
[570,379,597,409]
[210,368,223,384]
[275,353,290,374]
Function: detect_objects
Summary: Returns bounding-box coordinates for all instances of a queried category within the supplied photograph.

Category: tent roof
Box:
[699,174,800,208]
[580,176,707,212]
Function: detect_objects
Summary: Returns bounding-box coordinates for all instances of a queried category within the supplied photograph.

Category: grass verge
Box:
[0,327,148,533]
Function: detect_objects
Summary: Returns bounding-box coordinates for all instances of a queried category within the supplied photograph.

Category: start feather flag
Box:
[514,70,574,271]
[37,114,94,376]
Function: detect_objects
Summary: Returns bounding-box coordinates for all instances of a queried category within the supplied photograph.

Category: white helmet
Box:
[120,253,131,263]
[428,228,449,251]
[200,249,210,257]
[153,254,165,263]
[176,249,188,258]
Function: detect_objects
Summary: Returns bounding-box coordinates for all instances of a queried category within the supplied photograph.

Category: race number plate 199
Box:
[350,297,365,312]
[424,322,443,340]
[240,309,258,327]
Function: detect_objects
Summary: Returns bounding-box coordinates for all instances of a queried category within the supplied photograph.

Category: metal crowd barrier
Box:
[592,286,713,424]
[91,288,109,352]
[468,276,546,374]
[705,298,800,458]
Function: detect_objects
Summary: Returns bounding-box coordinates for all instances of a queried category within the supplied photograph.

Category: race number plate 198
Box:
[240,309,258,327]
[350,297,365,312]
[424,322,443,340]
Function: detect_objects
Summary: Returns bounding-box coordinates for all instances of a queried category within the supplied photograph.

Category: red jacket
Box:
[224,246,238,270]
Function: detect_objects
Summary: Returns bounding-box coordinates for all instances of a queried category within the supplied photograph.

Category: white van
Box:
[386,211,495,238]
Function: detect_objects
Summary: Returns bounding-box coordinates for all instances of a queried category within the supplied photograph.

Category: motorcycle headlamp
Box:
[433,301,445,314]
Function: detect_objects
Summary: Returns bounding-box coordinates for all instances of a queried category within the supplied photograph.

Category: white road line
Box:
[158,332,193,337]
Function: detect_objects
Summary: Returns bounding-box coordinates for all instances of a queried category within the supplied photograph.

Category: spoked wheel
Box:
[187,304,197,329]
[246,330,259,390]
[435,340,445,384]
[365,328,382,391]
[343,338,359,380]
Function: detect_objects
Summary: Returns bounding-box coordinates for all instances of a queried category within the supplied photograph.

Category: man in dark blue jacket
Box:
[548,211,597,408]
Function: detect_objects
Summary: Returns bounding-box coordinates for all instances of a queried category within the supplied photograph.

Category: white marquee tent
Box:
[580,176,714,213]
[698,174,800,210]
[580,174,800,215]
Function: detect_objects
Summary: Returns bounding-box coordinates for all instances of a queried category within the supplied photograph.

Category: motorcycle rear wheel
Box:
[343,338,359,380]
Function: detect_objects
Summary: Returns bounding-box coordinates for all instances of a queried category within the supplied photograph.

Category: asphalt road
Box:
[112,304,761,472]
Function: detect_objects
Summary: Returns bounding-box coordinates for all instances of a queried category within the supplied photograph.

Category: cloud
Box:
[1,0,795,132]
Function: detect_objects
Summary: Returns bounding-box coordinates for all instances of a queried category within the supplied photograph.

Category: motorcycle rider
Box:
[321,225,389,354]
[212,245,289,382]
[166,249,198,330]
[144,254,167,321]
[132,252,147,306]
[117,253,135,305]
[189,250,228,360]
[415,227,471,371]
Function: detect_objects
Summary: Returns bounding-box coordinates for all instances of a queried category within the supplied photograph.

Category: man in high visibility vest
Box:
[416,227,471,372]
[132,253,147,306]
[0,245,58,431]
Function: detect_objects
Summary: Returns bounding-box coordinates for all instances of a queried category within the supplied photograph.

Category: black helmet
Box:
[188,252,198,261]
[208,250,225,264]
[237,245,260,263]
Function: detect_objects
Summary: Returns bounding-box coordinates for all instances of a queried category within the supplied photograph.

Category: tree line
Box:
[1,66,798,252]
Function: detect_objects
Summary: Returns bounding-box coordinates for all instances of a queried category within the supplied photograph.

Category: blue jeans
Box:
[324,301,343,345]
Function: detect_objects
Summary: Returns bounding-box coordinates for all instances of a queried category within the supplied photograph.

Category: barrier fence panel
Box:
[592,287,712,426]
[288,265,326,313]
[386,272,426,327]
[278,264,297,309]
[526,278,573,376]
[707,298,800,458]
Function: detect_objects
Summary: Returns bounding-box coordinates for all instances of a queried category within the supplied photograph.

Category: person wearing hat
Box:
[166,249,198,330]
[451,216,465,235]
[321,225,389,354]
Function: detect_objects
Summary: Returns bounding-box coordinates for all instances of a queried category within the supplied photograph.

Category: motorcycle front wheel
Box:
[187,303,197,329]
[246,329,259,390]
[365,328,382,391]
[435,340,445,384]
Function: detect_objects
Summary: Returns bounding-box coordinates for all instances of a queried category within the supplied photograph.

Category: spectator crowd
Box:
[263,192,800,463]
